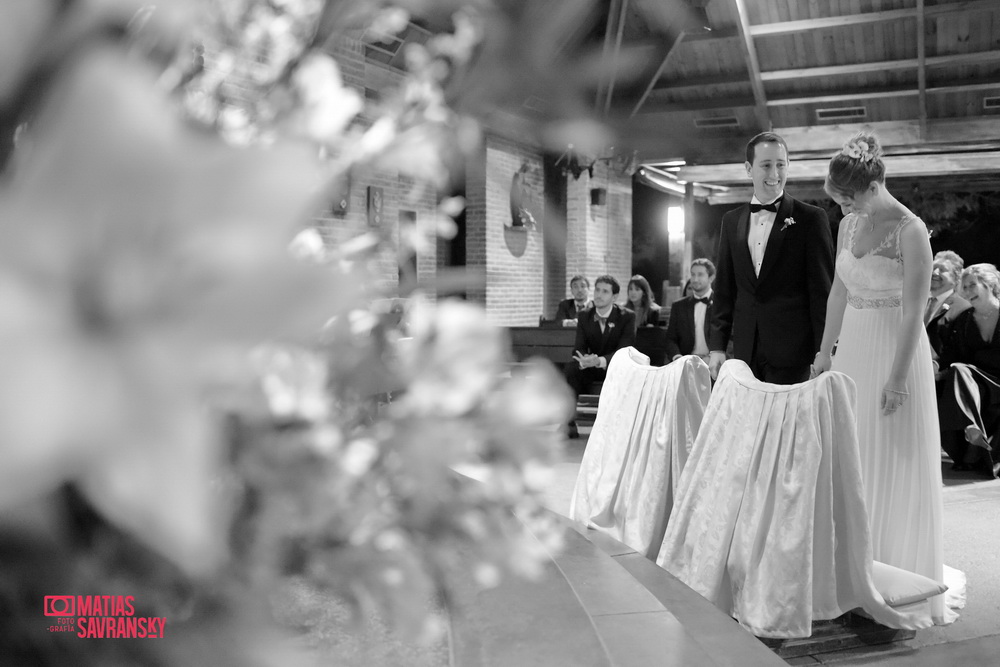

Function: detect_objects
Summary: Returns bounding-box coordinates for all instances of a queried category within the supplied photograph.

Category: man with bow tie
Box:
[554,274,594,326]
[564,274,636,438]
[709,132,834,384]
[666,258,716,363]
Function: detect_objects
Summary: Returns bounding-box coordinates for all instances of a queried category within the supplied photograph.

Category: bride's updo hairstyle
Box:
[825,132,886,199]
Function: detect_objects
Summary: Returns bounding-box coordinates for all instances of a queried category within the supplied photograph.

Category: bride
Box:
[811,133,961,625]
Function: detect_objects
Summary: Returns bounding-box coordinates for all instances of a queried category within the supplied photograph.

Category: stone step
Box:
[570,521,917,663]
[447,504,786,666]
[566,522,785,667]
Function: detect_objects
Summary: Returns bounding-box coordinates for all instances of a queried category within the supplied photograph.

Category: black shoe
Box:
[951,462,971,471]
[973,456,998,479]
[567,421,579,439]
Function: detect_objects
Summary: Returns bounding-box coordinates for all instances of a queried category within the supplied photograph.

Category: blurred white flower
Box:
[0,48,341,573]
[291,53,363,143]
[399,298,507,416]
[368,7,411,40]
[341,438,379,476]
[251,344,330,422]
[474,562,501,588]
[288,227,327,261]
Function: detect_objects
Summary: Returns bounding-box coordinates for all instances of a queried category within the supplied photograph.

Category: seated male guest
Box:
[665,259,715,363]
[926,251,964,357]
[554,274,593,326]
[565,275,636,438]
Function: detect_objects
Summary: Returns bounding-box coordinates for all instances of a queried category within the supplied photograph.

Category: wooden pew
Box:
[508,326,670,369]
[508,326,671,426]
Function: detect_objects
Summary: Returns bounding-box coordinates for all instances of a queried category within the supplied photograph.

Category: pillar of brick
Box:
[565,161,633,303]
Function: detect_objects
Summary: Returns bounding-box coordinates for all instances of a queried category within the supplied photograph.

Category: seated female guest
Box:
[626,275,661,330]
[936,263,1000,478]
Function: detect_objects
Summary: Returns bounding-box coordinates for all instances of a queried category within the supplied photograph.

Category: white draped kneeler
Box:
[656,360,942,638]
[570,350,711,560]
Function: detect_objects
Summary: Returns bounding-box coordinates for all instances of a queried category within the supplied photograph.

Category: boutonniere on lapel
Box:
[781,216,796,232]
[607,322,615,329]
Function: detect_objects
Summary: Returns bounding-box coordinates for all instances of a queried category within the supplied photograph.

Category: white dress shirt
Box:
[692,289,712,357]
[747,193,783,277]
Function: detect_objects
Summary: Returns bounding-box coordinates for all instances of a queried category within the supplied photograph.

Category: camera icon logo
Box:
[43,596,75,616]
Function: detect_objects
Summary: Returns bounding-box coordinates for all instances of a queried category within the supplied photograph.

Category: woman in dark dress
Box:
[936,263,1000,478]
[625,275,661,331]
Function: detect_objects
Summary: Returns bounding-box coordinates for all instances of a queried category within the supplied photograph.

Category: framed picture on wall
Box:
[367,185,384,226]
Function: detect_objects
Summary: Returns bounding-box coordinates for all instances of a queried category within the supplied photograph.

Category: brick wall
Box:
[324,36,633,321]
[565,161,633,305]
[465,135,546,324]
[316,37,438,297]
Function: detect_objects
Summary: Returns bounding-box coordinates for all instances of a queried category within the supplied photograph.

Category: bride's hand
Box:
[880,382,909,416]
[810,351,832,378]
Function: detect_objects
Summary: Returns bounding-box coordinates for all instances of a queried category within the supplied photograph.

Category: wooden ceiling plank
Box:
[733,0,770,130]
[652,72,748,93]
[748,0,998,37]
[683,26,739,41]
[640,96,757,113]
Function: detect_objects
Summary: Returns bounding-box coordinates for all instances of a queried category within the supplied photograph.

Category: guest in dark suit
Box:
[553,274,593,326]
[565,275,636,438]
[666,258,715,362]
[926,251,965,358]
[709,132,835,384]
[936,263,1000,478]
[625,274,661,331]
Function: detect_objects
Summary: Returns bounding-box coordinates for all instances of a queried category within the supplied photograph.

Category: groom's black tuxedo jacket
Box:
[709,194,834,370]
[573,304,636,367]
[665,294,713,359]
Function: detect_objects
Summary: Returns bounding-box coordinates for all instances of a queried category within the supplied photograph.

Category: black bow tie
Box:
[694,297,710,305]
[749,199,781,213]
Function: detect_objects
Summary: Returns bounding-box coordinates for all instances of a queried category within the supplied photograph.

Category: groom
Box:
[709,132,834,384]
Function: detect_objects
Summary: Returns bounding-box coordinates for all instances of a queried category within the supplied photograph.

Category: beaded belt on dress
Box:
[846,293,901,309]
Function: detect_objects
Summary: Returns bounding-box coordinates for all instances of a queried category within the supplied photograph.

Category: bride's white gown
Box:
[833,212,963,625]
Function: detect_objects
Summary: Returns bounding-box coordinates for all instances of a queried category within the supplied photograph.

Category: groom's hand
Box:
[810,351,832,378]
[708,351,726,380]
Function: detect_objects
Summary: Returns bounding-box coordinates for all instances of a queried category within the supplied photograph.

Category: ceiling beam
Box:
[762,49,1000,81]
[676,150,1000,183]
[747,0,998,37]
[765,79,1000,106]
[595,0,621,109]
[631,30,687,118]
[603,0,630,116]
[732,0,770,130]
[628,117,1000,165]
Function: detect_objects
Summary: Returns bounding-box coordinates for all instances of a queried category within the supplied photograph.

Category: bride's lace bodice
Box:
[836,213,917,309]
